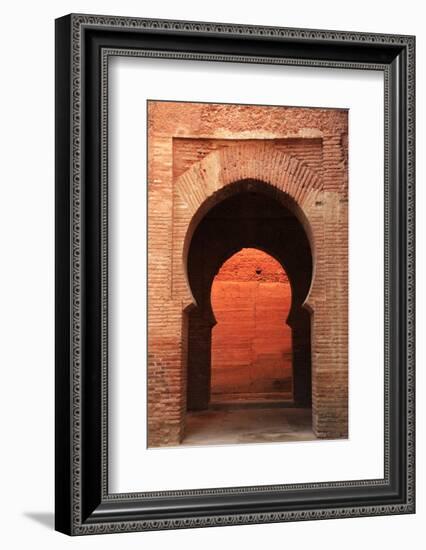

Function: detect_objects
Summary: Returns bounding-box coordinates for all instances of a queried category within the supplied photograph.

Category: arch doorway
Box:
[146,108,349,448]
[183,181,314,445]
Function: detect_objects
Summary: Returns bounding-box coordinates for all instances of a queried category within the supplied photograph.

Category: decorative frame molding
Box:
[55,13,415,535]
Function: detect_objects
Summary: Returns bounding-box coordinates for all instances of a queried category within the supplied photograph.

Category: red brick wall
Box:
[173,138,323,180]
[211,249,292,399]
[147,101,348,446]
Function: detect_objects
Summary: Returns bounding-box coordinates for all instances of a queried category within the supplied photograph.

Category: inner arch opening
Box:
[211,248,293,404]
[185,182,313,415]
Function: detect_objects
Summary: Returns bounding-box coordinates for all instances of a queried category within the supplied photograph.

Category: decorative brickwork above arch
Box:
[175,142,322,224]
[173,143,324,312]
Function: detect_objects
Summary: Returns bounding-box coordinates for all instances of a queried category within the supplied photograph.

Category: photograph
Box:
[147,100,349,448]
[0,0,420,547]
[51,9,415,537]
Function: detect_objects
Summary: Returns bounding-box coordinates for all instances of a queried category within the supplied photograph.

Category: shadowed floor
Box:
[182,406,315,446]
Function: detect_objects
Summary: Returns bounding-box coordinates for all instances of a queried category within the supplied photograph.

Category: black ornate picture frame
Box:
[55,13,415,535]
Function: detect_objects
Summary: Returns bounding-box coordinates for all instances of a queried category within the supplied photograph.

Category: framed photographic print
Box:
[55,14,415,535]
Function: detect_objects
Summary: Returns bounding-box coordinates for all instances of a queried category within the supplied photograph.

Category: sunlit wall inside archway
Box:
[211,248,293,402]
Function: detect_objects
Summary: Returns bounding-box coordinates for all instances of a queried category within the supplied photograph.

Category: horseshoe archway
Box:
[147,137,348,447]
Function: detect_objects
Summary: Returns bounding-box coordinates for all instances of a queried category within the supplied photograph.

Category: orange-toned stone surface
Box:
[211,249,292,397]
